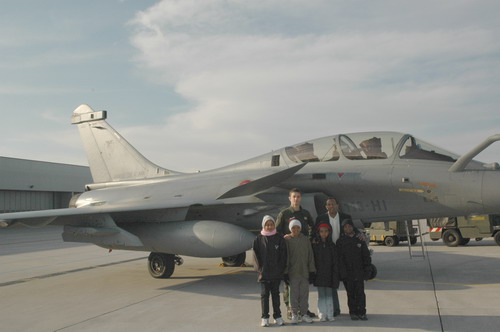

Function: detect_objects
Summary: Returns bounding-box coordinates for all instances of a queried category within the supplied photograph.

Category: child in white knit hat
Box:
[284,218,316,324]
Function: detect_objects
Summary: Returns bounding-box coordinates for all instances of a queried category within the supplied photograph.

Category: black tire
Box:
[148,252,175,278]
[222,252,246,267]
[494,232,500,246]
[442,229,462,247]
[410,236,417,245]
[368,264,377,280]
[460,238,470,245]
[384,236,399,247]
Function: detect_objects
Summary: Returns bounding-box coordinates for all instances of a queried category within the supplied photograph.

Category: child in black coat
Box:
[311,223,340,322]
[337,219,372,321]
[253,215,287,327]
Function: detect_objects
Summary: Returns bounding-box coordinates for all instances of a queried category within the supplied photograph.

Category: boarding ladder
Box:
[405,220,426,259]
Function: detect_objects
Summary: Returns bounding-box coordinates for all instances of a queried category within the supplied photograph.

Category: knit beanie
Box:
[317,223,332,231]
[289,218,302,232]
[341,219,354,228]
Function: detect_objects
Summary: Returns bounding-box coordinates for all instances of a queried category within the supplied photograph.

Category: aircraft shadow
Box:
[0,225,87,256]
[160,246,500,300]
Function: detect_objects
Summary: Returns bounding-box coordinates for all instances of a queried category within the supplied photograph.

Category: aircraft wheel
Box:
[384,236,399,247]
[222,252,246,266]
[442,229,462,247]
[148,252,175,278]
[410,236,417,245]
[460,238,470,246]
[494,232,500,246]
[368,264,377,280]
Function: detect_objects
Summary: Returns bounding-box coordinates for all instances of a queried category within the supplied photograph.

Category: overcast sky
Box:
[1,0,499,172]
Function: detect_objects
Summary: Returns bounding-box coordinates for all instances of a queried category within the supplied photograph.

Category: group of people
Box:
[252,188,372,327]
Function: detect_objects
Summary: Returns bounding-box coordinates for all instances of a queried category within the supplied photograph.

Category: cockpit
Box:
[283,132,460,163]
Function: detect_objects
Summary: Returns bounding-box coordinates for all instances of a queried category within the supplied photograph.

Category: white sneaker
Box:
[302,315,313,323]
[291,314,299,324]
[327,316,336,321]
[261,318,269,327]
[274,317,285,326]
[318,313,326,322]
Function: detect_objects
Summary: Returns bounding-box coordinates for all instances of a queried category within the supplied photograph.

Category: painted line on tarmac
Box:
[0,257,147,288]
[372,278,500,287]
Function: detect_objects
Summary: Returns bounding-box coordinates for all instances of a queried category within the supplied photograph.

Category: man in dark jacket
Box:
[314,198,363,243]
[337,219,372,321]
[314,197,363,316]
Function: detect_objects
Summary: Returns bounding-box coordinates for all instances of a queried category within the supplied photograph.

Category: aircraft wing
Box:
[0,195,230,228]
[217,163,306,199]
[0,163,306,228]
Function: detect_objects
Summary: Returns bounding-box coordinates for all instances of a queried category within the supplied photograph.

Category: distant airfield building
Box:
[0,157,92,213]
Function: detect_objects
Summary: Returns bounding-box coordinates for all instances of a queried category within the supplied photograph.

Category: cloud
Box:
[126,0,500,171]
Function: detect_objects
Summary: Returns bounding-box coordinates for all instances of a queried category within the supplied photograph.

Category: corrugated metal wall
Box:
[0,190,74,213]
[0,157,90,213]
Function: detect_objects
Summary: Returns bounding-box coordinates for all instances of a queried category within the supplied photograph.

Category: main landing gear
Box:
[221,252,246,267]
[147,252,183,278]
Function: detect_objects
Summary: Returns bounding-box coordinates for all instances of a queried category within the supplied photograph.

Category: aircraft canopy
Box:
[284,132,460,163]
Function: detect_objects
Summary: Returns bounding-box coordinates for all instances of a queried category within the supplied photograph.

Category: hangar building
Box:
[0,157,92,213]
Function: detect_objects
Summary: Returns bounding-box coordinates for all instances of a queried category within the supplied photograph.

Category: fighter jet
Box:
[1,105,499,278]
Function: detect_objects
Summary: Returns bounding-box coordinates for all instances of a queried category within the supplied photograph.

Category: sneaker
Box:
[261,318,269,327]
[274,317,285,326]
[350,314,359,320]
[327,316,336,322]
[307,310,316,318]
[302,315,313,323]
[358,314,368,321]
[318,313,327,322]
[290,314,299,324]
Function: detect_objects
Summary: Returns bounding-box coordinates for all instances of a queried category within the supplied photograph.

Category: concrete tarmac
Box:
[1,226,499,332]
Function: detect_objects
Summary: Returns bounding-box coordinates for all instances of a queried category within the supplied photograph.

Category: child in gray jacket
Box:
[285,219,316,324]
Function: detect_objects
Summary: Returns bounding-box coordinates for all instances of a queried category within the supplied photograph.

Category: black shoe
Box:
[358,314,368,321]
[350,314,359,321]
[333,311,340,317]
[307,310,316,318]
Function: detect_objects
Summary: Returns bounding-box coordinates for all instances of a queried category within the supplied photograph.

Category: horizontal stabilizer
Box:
[217,163,306,199]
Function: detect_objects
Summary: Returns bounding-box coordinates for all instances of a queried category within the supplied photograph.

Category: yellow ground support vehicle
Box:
[427,215,500,247]
[367,221,418,247]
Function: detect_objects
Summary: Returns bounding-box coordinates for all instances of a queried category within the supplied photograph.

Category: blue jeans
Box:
[317,287,334,319]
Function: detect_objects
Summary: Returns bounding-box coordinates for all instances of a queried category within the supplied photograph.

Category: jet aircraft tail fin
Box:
[72,104,178,183]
